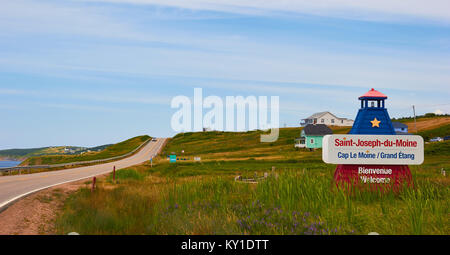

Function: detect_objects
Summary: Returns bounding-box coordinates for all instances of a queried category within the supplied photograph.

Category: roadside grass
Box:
[425,141,450,156]
[56,159,449,235]
[146,159,326,178]
[0,159,134,177]
[107,169,145,182]
[55,128,449,235]
[21,135,150,166]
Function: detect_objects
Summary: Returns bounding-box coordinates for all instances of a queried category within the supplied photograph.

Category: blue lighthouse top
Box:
[349,88,396,135]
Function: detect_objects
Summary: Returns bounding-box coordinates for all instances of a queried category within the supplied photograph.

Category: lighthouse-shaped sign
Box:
[322,89,424,190]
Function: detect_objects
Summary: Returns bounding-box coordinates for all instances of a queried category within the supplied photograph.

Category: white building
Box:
[301,112,354,127]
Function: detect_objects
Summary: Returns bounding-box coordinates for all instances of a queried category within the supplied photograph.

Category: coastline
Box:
[0,159,23,168]
[0,157,24,162]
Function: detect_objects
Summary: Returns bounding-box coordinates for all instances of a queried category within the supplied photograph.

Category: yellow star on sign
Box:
[371,118,381,128]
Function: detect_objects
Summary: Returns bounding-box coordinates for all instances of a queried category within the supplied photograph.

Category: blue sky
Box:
[1,0,449,149]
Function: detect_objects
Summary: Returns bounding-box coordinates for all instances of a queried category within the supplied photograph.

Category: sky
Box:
[1,0,449,149]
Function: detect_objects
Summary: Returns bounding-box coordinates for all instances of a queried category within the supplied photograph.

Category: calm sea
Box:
[0,160,22,168]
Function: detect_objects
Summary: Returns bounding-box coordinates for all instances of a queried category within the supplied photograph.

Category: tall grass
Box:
[56,166,449,235]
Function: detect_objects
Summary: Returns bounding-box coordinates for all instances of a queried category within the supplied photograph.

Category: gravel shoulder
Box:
[0,179,89,235]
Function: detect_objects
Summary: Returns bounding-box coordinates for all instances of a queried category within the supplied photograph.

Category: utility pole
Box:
[413,105,418,133]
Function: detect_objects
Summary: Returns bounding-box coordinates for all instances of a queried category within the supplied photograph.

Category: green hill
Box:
[0,146,83,161]
[163,125,449,161]
[162,127,350,162]
[392,113,450,123]
[0,147,49,160]
[0,144,116,161]
[21,135,150,166]
[418,124,450,141]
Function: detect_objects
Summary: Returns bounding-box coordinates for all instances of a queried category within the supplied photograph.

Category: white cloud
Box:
[0,0,160,42]
[1,0,449,98]
[433,109,447,115]
[3,39,449,93]
[83,0,450,23]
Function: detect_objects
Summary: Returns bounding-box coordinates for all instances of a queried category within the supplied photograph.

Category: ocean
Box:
[0,160,22,168]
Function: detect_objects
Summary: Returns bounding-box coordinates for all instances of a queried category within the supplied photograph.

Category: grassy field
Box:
[396,115,450,135]
[21,135,150,166]
[162,127,350,162]
[55,128,449,235]
[394,113,449,125]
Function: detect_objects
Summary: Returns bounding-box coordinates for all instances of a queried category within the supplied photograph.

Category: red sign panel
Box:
[334,164,413,191]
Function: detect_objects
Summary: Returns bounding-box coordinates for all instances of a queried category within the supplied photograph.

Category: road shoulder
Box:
[0,178,90,235]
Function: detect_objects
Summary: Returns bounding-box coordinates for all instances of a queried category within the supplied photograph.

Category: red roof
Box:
[359,88,387,99]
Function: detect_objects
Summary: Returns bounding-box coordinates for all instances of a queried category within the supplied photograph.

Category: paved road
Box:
[0,138,167,210]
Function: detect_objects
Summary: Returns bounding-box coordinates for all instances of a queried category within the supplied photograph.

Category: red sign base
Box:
[334,164,413,192]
